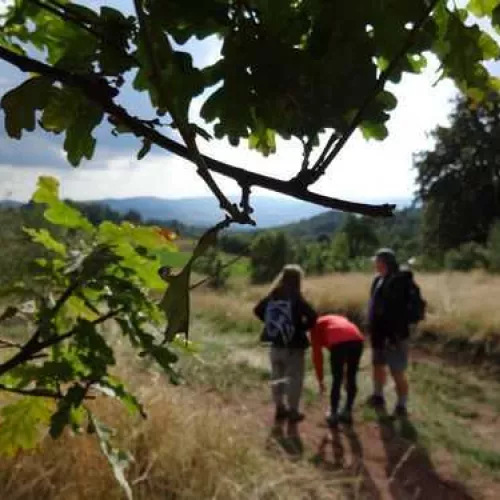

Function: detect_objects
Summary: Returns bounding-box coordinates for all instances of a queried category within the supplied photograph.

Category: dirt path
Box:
[242,399,471,500]
[212,349,500,500]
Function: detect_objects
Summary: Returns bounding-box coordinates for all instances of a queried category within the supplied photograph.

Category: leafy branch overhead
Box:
[2,0,500,220]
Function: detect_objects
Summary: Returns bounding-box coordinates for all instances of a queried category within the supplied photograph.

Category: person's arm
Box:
[311,325,324,392]
[300,299,318,330]
[253,297,268,322]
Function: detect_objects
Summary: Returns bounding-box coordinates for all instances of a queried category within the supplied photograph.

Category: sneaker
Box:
[274,405,289,423]
[366,394,386,408]
[326,413,339,429]
[393,405,409,419]
[338,410,353,426]
[288,410,305,424]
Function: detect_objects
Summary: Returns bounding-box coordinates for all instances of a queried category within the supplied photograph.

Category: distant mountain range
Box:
[1,195,411,229]
[90,196,326,228]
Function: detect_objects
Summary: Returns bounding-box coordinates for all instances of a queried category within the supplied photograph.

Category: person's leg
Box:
[329,344,346,419]
[344,342,364,415]
[270,347,287,420]
[286,348,306,422]
[369,347,387,406]
[388,340,410,416]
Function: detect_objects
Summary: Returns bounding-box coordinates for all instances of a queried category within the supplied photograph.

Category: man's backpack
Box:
[406,278,426,324]
[264,299,295,345]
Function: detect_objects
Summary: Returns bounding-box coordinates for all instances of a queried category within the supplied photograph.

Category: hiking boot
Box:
[366,394,386,409]
[326,413,339,429]
[288,410,305,424]
[274,405,289,423]
[393,405,409,419]
[338,410,353,426]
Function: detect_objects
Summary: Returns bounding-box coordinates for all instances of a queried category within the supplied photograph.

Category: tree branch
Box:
[0,46,395,217]
[133,0,249,223]
[299,0,441,185]
[0,307,124,378]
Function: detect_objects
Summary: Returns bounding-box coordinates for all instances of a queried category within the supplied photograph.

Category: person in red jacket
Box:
[311,315,364,427]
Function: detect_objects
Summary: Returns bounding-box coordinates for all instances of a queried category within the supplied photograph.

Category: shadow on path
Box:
[375,406,475,500]
[266,420,304,458]
[312,425,382,500]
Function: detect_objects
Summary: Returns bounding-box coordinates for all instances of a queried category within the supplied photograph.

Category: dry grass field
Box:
[194,271,500,350]
[1,271,500,500]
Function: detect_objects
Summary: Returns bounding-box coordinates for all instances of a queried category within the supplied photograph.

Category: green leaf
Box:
[23,228,67,256]
[0,398,53,456]
[98,221,175,251]
[32,176,60,205]
[31,176,94,232]
[50,384,87,438]
[88,411,133,500]
[478,32,500,59]
[63,104,103,167]
[95,378,146,418]
[41,86,79,133]
[468,0,499,17]
[360,122,388,140]
[63,296,99,321]
[44,201,94,232]
[1,77,53,139]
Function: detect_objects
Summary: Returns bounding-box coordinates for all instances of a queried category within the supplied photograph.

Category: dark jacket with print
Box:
[368,271,412,349]
[254,295,317,349]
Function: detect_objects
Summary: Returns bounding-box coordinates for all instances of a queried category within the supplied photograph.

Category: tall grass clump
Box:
[0,385,344,500]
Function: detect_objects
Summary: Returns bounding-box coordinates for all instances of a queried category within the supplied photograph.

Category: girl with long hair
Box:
[254,265,317,424]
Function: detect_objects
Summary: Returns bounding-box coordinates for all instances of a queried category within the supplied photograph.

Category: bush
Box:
[444,242,488,271]
[487,221,500,273]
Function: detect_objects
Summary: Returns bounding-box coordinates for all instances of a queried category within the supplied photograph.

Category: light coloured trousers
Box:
[269,346,305,412]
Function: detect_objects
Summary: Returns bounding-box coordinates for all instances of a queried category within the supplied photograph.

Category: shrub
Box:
[250,232,293,283]
[444,242,488,271]
[487,221,500,273]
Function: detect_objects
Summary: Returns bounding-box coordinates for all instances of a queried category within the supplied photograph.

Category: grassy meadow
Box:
[1,270,500,499]
[194,270,500,355]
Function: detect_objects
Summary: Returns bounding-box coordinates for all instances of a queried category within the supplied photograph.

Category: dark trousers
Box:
[330,341,364,415]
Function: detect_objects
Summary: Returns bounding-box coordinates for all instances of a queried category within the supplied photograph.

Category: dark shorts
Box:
[372,339,409,372]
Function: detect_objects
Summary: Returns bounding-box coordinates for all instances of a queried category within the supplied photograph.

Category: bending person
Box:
[311,314,364,427]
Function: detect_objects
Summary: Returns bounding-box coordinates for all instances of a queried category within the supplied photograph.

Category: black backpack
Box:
[406,275,426,324]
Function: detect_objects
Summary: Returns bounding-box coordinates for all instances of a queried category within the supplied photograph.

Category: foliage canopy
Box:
[2,0,500,219]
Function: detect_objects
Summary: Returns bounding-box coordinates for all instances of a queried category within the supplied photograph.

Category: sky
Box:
[0,0,477,208]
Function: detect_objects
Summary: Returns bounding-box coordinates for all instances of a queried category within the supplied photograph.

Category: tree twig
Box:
[190,255,244,290]
[0,338,23,349]
[0,46,395,217]
[0,383,63,399]
[0,307,124,378]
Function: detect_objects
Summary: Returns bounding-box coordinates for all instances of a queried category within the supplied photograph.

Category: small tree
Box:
[330,232,351,272]
[250,232,293,283]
